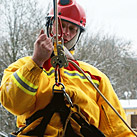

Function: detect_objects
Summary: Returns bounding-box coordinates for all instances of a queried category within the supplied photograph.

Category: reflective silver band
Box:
[13,72,37,93]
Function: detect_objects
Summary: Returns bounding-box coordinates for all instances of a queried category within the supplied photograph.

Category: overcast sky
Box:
[39,0,137,52]
[80,0,137,49]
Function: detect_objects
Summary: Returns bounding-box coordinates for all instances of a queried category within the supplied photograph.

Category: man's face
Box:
[52,20,78,44]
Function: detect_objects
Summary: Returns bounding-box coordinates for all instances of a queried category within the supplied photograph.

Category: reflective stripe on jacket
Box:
[0,56,134,137]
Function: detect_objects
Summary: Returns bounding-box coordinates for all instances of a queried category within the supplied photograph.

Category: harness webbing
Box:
[14,92,105,137]
[25,93,71,137]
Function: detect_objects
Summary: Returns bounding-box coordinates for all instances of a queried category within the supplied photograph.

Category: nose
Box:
[63,27,69,36]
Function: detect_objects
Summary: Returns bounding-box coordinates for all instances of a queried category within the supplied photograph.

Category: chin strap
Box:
[64,28,80,50]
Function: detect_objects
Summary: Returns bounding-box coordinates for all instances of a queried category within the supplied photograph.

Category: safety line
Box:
[68,59,137,137]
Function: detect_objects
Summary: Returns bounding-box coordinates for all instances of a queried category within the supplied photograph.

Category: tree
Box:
[0,0,51,82]
[75,32,137,99]
[0,0,51,134]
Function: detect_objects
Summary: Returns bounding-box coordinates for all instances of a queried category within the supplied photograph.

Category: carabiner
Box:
[52,82,73,107]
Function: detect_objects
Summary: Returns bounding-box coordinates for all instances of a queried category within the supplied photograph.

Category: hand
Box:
[32,29,53,67]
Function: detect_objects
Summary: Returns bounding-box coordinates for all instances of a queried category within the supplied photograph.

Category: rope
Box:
[68,59,137,137]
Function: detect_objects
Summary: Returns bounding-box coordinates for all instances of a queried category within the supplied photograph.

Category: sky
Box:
[39,0,137,53]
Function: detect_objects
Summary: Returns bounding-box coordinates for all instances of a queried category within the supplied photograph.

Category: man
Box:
[0,0,135,136]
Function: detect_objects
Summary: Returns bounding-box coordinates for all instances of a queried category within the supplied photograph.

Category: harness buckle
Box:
[52,83,73,107]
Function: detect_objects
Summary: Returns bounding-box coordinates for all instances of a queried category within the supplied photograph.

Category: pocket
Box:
[101,105,112,126]
[99,104,114,136]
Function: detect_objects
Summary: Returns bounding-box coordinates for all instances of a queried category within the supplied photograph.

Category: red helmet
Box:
[48,0,86,31]
[46,0,86,51]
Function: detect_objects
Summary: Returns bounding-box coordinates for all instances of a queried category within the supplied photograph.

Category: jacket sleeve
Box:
[0,57,43,116]
[97,73,135,137]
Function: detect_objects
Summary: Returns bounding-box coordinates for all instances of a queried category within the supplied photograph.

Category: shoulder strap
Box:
[25,93,71,137]
[71,111,105,137]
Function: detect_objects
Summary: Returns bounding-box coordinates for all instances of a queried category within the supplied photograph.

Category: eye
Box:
[69,26,74,31]
[69,26,78,33]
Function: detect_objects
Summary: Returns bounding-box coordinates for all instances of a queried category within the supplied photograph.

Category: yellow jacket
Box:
[0,56,135,137]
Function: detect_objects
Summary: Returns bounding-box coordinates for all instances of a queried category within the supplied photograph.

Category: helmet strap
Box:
[64,28,80,51]
[46,18,83,52]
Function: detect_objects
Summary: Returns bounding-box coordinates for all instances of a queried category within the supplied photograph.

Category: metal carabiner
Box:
[52,82,73,107]
[62,88,73,108]
[52,82,65,94]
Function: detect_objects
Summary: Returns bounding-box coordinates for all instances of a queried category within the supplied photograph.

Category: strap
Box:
[61,109,73,136]
[71,111,105,137]
[20,93,105,137]
[64,121,80,137]
[80,125,105,137]
[25,93,71,137]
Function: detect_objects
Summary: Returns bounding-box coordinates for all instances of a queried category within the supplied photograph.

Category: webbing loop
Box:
[52,82,73,107]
